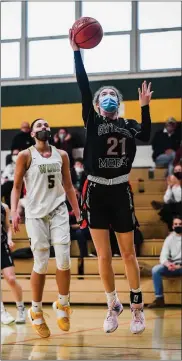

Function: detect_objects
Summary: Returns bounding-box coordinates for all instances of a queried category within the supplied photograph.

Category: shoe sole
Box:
[15,320,26,324]
[1,320,15,325]
[130,326,145,334]
[27,309,50,338]
[104,306,124,333]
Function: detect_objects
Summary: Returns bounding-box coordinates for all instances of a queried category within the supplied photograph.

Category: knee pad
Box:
[54,243,71,271]
[32,248,50,274]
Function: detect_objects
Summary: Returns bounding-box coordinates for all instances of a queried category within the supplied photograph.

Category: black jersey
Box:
[74,51,151,179]
[1,204,8,244]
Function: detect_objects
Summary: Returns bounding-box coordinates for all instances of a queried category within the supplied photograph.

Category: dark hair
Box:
[30,118,44,131]
[173,215,182,222]
[74,158,84,164]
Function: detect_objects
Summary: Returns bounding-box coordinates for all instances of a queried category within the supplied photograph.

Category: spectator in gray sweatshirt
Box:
[148,216,182,308]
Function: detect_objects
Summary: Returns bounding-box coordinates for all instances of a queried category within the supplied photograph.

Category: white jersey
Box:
[24,146,66,218]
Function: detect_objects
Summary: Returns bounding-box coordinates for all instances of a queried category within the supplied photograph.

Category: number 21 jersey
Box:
[24,146,65,218]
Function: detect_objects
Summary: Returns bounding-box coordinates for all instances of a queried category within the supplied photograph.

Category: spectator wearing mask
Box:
[53,128,74,167]
[71,158,87,194]
[148,216,182,308]
[1,149,19,207]
[158,164,182,230]
[152,117,180,175]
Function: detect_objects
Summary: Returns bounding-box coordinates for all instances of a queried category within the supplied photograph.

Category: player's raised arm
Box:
[69,29,94,126]
[11,151,29,232]
[129,81,153,142]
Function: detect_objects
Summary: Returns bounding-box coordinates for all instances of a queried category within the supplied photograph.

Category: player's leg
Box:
[26,218,50,338]
[112,183,145,334]
[51,203,71,332]
[86,182,123,333]
[116,231,145,334]
[90,228,123,333]
[2,265,26,324]
[1,243,15,324]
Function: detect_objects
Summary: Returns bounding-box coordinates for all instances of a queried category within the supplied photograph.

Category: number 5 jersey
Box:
[24,146,65,218]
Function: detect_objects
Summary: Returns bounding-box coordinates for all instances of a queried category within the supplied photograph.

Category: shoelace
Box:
[57,304,72,316]
[106,301,116,321]
[132,308,143,323]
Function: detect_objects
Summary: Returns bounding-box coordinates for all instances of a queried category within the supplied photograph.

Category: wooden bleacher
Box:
[2,167,181,305]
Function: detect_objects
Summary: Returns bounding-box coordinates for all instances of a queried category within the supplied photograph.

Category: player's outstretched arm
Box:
[69,29,94,126]
[61,150,80,222]
[11,151,29,232]
[129,81,153,142]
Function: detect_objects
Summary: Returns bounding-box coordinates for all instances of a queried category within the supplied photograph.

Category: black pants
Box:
[1,181,14,208]
[70,227,91,258]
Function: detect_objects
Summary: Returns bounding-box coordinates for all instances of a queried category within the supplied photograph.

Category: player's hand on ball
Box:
[138,81,153,107]
[11,211,21,233]
[69,29,80,51]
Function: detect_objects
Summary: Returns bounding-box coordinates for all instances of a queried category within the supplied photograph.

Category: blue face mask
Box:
[99,95,118,113]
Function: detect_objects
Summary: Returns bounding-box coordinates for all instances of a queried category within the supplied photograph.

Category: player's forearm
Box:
[7,228,12,243]
[11,186,22,213]
[139,105,151,141]
[74,51,92,100]
[65,187,80,216]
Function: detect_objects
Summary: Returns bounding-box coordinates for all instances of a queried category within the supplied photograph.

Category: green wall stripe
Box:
[2,76,182,107]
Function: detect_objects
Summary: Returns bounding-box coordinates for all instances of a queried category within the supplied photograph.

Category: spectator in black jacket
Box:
[11,122,34,151]
[5,122,34,166]
[152,117,180,175]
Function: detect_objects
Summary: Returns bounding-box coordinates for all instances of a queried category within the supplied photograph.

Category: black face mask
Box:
[174,172,182,180]
[35,130,51,141]
[174,226,182,234]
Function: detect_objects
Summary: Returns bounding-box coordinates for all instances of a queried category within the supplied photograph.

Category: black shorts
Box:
[82,180,136,233]
[1,242,14,270]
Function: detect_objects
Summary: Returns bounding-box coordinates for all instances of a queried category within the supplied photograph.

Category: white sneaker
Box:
[130,303,145,334]
[103,300,123,333]
[1,310,15,325]
[15,307,26,324]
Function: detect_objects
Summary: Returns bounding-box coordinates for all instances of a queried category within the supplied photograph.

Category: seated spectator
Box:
[1,149,19,207]
[71,158,87,194]
[152,117,180,175]
[67,190,91,259]
[158,164,182,230]
[173,143,182,166]
[53,128,74,167]
[148,216,182,308]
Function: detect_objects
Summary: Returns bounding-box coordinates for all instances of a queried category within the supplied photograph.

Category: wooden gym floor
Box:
[1,305,181,360]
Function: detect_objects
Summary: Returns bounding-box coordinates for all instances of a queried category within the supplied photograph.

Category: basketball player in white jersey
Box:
[11,118,80,338]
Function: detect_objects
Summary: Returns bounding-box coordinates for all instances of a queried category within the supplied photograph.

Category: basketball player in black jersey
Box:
[1,202,26,324]
[69,30,153,334]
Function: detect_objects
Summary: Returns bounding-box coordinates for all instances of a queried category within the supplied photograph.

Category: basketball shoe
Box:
[28,308,50,338]
[103,300,123,333]
[53,300,71,331]
[130,303,145,334]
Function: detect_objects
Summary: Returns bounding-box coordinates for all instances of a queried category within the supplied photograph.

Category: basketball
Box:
[72,17,103,49]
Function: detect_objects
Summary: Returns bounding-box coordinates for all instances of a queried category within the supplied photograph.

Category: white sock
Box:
[105,290,119,307]
[131,288,141,293]
[1,302,5,312]
[32,301,42,313]
[16,301,24,309]
[58,294,69,306]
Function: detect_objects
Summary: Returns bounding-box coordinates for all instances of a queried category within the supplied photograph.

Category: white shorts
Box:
[26,202,70,252]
